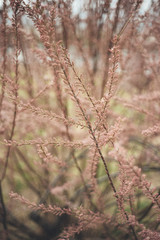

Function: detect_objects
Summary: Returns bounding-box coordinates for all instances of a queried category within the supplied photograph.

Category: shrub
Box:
[0,0,160,239]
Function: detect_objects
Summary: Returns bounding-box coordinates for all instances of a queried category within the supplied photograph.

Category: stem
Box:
[59,50,138,240]
[0,0,7,116]
[0,4,19,238]
[1,1,19,183]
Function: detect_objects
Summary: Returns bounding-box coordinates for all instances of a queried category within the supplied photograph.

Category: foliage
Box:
[0,0,160,239]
